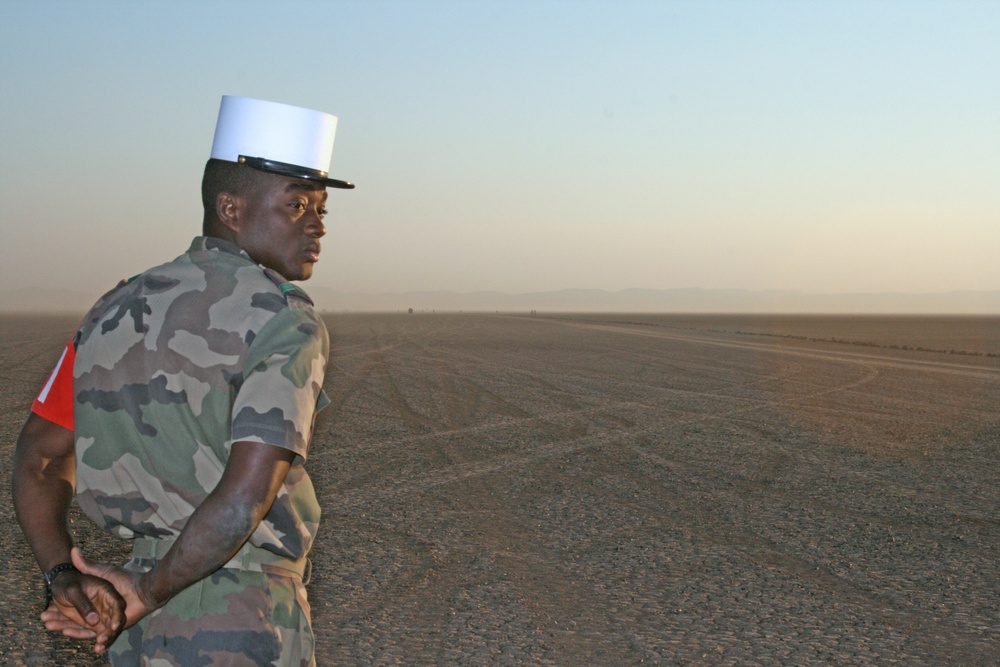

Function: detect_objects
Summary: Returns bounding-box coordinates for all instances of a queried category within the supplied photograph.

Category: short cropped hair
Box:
[201,158,267,233]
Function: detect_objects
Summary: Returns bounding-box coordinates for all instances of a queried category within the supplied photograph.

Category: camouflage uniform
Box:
[72,237,329,666]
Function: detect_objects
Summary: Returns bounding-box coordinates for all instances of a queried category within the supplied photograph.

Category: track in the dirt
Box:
[1,313,997,665]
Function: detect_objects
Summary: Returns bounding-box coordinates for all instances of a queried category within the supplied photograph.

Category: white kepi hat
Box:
[210,95,354,189]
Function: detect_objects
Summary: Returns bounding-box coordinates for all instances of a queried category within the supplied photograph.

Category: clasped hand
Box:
[40,547,158,655]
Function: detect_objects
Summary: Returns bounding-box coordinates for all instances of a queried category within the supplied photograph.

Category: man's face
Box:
[235,175,328,281]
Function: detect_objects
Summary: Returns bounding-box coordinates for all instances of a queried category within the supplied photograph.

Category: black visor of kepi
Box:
[239,155,355,189]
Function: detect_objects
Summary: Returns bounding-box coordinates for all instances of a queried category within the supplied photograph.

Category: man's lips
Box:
[304,244,321,262]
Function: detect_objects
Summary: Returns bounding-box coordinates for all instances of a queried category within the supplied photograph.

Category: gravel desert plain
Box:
[1,312,998,666]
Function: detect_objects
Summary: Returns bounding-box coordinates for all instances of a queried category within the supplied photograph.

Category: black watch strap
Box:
[44,562,78,587]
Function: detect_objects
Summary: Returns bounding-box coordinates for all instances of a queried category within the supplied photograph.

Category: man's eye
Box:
[290,202,306,211]
[317,208,328,218]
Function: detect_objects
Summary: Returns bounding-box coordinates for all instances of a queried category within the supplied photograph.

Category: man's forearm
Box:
[14,414,127,648]
[137,490,262,607]
[12,414,77,572]
[137,440,295,608]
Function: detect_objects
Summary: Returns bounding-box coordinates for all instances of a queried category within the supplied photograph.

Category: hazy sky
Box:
[1,0,997,302]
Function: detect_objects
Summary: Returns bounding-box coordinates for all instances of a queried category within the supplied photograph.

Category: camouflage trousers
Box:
[108,540,315,667]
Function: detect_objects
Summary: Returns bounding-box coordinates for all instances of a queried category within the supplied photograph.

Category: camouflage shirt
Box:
[73,236,329,561]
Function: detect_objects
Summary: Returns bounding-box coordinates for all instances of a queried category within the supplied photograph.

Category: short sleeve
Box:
[31,341,75,430]
[229,307,329,463]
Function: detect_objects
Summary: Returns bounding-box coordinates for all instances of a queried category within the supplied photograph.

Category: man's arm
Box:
[71,440,296,626]
[12,413,125,652]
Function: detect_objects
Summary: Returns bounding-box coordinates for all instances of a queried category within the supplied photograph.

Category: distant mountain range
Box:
[6,287,997,315]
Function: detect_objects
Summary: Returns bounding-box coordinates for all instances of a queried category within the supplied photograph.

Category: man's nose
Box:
[306,212,326,237]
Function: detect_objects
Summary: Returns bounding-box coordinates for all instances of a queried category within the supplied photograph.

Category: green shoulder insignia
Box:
[278,281,315,308]
[261,267,315,308]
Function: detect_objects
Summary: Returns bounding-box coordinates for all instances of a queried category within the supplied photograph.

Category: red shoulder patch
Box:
[32,341,75,430]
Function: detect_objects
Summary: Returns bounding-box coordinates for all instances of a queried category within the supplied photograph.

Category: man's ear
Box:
[216,192,243,233]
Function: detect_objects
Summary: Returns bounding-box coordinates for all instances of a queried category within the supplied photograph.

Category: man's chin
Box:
[276,261,315,282]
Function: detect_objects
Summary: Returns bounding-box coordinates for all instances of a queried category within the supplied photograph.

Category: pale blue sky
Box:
[1,0,997,302]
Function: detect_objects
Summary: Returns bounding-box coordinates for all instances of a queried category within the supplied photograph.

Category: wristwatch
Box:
[44,562,78,607]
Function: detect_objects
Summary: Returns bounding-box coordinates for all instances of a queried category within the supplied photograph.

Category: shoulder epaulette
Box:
[261,267,315,308]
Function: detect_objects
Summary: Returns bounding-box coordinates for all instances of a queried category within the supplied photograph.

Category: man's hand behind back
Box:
[41,563,126,655]
[69,546,160,627]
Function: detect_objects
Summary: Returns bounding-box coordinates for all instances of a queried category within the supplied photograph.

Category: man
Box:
[12,96,353,665]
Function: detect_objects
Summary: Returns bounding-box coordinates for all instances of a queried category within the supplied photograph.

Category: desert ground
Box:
[1,312,998,666]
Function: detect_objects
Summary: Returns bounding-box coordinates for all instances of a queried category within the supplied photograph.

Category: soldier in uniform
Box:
[12,96,354,665]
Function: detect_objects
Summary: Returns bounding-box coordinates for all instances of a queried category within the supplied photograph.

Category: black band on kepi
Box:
[238,155,355,189]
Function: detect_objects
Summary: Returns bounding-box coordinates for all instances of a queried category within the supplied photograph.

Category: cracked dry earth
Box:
[1,313,998,666]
